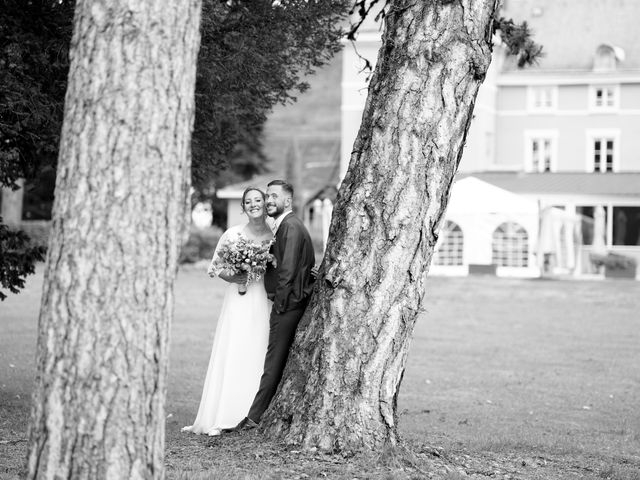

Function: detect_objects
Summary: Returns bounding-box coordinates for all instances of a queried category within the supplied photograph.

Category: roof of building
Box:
[500,0,640,72]
[461,172,640,197]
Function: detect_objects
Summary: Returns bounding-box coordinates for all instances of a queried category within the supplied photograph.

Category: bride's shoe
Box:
[207,428,222,436]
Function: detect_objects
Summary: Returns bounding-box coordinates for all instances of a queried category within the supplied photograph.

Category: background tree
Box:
[192,0,349,191]
[262,0,541,451]
[25,0,202,477]
[0,0,72,300]
[0,0,72,188]
[0,0,350,298]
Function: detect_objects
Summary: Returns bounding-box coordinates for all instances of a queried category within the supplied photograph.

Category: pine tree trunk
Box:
[261,0,498,451]
[26,1,201,478]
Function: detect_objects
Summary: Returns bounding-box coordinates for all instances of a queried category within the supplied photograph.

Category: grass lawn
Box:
[1,266,639,479]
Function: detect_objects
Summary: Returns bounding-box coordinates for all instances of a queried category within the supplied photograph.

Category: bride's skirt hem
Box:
[181,425,226,436]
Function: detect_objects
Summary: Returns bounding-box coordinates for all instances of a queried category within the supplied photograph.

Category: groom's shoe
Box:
[221,417,259,434]
[240,417,259,431]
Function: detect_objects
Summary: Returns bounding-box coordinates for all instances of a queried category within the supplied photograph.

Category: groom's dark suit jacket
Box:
[264,213,315,314]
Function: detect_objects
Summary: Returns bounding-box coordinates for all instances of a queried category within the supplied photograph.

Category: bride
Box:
[182,187,273,436]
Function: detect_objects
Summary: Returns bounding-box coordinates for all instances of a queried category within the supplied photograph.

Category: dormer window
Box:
[593,44,624,72]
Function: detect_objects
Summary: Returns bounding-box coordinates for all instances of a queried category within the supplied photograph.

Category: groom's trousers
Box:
[247,303,307,423]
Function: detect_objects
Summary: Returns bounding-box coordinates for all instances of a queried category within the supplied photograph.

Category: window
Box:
[586,130,619,173]
[433,221,464,266]
[531,138,553,172]
[589,84,619,111]
[527,86,557,111]
[613,206,640,246]
[577,206,608,247]
[492,222,529,267]
[593,138,614,172]
[524,131,557,172]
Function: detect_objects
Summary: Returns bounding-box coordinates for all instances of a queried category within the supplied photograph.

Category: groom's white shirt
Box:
[272,210,292,233]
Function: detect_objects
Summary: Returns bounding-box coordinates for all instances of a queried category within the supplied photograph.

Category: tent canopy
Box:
[446,177,540,215]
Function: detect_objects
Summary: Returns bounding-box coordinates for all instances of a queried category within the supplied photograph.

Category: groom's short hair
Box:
[267,179,294,198]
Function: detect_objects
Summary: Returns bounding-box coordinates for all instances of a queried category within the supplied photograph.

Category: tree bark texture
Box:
[262,0,498,451]
[26,1,201,478]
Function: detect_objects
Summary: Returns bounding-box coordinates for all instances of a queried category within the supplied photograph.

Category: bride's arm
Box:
[207,229,229,278]
[207,227,247,284]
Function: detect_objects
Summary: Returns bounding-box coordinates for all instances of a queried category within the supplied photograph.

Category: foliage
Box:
[492,16,544,67]
[193,0,350,191]
[0,0,74,301]
[0,0,73,187]
[0,217,46,300]
[590,252,637,270]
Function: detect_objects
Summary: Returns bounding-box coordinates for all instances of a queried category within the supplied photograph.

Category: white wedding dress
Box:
[182,225,271,435]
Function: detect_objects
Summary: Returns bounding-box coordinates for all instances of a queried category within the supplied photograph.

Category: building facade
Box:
[341,0,640,278]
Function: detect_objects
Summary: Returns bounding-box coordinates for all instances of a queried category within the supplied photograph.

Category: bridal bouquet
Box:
[213,235,275,295]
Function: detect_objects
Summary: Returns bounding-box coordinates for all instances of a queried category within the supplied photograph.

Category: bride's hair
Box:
[240,187,266,213]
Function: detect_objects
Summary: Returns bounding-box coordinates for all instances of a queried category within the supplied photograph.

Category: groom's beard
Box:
[267,205,283,218]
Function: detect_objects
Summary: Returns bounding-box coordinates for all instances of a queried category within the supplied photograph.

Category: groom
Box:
[229,179,315,432]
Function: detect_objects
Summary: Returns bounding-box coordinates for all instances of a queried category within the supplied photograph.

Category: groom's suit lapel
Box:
[273,214,291,264]
[266,213,291,279]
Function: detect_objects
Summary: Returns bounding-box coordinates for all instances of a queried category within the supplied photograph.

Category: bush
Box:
[19,220,51,248]
[179,226,223,264]
[0,221,47,300]
[14,221,223,265]
[590,252,637,270]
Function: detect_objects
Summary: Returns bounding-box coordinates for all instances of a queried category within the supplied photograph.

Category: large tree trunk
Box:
[26,1,201,478]
[262,0,498,451]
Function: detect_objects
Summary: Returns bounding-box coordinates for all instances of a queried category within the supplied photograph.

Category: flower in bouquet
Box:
[213,235,275,295]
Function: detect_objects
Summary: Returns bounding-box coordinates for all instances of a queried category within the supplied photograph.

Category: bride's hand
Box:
[219,271,248,284]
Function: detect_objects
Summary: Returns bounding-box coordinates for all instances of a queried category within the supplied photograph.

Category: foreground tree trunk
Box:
[262,0,498,450]
[26,1,201,478]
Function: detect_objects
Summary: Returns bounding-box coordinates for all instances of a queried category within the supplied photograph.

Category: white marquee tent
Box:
[429,177,577,277]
